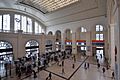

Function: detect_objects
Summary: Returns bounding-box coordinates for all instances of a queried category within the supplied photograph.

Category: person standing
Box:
[18,69,21,79]
[84,62,87,70]
[0,75,1,80]
[62,60,64,67]
[102,67,105,74]
[62,68,65,74]
[33,69,37,78]
[87,63,89,69]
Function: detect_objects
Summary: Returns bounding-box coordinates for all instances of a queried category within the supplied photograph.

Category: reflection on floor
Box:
[1,55,114,80]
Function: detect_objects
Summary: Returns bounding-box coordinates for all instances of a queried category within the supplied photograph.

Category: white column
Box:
[61,32,65,51]
[72,32,77,54]
[40,34,46,54]
[110,24,115,70]
[86,31,92,56]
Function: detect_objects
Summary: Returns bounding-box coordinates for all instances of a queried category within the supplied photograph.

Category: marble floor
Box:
[1,55,114,80]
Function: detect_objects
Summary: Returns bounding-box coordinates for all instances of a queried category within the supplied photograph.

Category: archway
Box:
[48,31,53,35]
[0,40,13,77]
[25,40,39,59]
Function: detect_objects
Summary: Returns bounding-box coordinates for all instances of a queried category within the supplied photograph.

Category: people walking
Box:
[112,71,114,79]
[62,68,65,74]
[33,70,37,78]
[87,63,89,69]
[100,54,102,59]
[97,63,100,69]
[72,63,75,69]
[46,72,52,80]
[84,62,87,70]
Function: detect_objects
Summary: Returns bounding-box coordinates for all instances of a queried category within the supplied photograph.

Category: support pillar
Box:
[72,32,77,55]
[61,32,65,51]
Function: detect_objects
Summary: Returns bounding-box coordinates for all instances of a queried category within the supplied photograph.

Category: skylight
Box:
[20,0,79,13]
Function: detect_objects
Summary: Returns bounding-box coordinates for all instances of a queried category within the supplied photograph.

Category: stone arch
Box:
[64,29,72,40]
[48,31,53,35]
[55,30,61,41]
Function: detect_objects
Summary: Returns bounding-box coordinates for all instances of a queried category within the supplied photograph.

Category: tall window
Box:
[100,34,104,40]
[3,14,10,31]
[96,34,99,40]
[96,33,104,40]
[21,16,27,32]
[96,25,103,31]
[14,14,21,31]
[0,14,10,31]
[27,18,32,33]
[35,22,42,34]
[0,15,2,30]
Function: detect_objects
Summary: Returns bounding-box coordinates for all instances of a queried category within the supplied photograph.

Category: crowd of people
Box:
[13,49,72,79]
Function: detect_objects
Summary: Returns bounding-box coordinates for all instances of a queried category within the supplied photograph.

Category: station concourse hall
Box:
[0,0,120,80]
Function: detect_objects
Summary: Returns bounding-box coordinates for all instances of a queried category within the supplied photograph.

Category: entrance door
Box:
[96,47,104,63]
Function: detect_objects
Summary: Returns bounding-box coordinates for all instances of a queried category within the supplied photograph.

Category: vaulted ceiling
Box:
[0,0,106,27]
[19,0,79,14]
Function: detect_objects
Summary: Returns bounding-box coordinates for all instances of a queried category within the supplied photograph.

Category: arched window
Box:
[65,29,72,40]
[48,31,53,35]
[96,25,103,31]
[81,27,87,32]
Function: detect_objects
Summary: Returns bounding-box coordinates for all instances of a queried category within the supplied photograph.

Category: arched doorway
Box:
[25,40,39,59]
[55,30,61,51]
[0,40,13,77]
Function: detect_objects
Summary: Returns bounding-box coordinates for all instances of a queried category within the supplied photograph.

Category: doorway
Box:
[96,47,104,63]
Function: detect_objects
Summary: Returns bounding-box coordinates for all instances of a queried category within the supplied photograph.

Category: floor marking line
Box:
[44,69,68,80]
[67,56,89,80]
